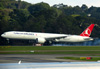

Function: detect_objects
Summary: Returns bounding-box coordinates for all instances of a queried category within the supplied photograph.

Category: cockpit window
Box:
[3,33,6,35]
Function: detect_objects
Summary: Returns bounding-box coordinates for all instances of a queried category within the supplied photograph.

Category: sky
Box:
[22,0,100,7]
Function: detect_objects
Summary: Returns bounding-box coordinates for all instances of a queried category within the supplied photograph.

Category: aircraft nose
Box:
[1,34,5,37]
[1,34,3,37]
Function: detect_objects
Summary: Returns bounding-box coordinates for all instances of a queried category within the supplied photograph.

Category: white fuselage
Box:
[1,31,93,43]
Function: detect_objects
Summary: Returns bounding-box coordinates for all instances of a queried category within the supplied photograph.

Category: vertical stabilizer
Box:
[80,24,95,37]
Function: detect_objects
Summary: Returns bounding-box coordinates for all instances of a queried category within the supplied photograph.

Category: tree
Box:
[81,4,88,11]
[28,2,50,15]
[9,9,28,30]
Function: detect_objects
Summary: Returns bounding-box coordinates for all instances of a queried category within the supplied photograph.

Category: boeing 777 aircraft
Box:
[1,24,95,44]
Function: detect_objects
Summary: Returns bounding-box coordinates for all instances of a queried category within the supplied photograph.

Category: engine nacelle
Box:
[36,38,46,43]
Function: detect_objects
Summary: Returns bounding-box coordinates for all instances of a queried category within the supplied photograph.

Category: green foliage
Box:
[81,4,88,11]
[28,2,50,15]
[0,0,31,9]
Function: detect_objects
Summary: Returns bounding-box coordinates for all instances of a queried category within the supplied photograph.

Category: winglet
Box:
[80,24,95,37]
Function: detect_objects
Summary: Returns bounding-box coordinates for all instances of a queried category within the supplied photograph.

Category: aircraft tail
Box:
[80,24,95,37]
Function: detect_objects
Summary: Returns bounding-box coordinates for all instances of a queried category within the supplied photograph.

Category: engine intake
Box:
[36,38,46,43]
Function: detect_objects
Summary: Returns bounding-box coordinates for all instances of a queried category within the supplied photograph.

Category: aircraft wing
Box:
[45,36,67,41]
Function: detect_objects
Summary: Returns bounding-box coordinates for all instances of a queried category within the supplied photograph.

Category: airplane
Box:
[1,24,95,44]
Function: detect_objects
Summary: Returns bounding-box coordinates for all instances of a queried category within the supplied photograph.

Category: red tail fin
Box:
[80,24,95,37]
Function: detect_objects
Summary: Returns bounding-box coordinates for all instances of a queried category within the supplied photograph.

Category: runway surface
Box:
[0,54,84,63]
[0,62,100,69]
[0,54,100,63]
[1,54,100,69]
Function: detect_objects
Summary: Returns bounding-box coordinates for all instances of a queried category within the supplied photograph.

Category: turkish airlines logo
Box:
[84,29,91,36]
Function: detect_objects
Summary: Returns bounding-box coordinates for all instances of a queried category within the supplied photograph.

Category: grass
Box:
[1,46,100,50]
[0,46,100,55]
[58,57,100,61]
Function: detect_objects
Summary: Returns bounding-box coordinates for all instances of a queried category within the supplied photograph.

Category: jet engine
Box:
[36,38,46,43]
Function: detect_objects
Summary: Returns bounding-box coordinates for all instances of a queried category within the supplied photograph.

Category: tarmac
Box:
[1,54,100,69]
[0,54,86,63]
